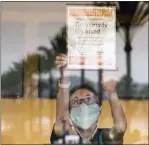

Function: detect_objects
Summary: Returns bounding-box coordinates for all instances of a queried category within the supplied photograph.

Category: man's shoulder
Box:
[91,128,111,144]
[97,128,124,144]
[97,128,111,132]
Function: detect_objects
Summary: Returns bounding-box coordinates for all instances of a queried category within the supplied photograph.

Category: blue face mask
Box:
[70,103,101,130]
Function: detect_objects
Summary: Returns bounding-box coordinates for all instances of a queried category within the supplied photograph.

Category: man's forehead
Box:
[71,89,94,98]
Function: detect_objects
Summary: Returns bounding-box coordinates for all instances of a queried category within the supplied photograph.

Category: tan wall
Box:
[1,99,148,144]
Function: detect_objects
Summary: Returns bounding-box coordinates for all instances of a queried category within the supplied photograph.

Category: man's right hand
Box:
[55,53,68,69]
[54,54,70,140]
[55,53,69,78]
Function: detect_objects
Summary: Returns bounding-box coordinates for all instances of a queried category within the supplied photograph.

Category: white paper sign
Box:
[67,6,116,70]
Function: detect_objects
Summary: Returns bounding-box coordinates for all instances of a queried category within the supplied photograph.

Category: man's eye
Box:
[71,100,75,104]
[76,99,80,104]
[87,97,91,101]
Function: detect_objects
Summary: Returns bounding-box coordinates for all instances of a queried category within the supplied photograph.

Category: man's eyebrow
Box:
[86,94,90,96]
[72,96,78,99]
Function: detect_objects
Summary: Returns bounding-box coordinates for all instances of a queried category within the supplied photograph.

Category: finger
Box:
[60,55,68,62]
[55,60,62,64]
[56,60,67,65]
[60,53,67,57]
[60,53,68,58]
[57,64,63,68]
[56,56,63,60]
[55,61,62,67]
[57,62,67,67]
[56,56,67,62]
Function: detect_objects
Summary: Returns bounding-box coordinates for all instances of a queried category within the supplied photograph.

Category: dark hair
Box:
[70,84,97,96]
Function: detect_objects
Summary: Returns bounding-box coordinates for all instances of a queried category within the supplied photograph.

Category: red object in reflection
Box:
[98,56,103,65]
[80,56,85,65]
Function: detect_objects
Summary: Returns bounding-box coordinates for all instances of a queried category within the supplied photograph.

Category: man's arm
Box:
[102,80,127,143]
[56,71,70,120]
[55,53,70,120]
[53,54,70,137]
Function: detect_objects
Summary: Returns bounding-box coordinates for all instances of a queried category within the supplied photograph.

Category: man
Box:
[50,53,127,144]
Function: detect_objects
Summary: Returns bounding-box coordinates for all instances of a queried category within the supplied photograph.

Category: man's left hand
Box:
[103,80,117,94]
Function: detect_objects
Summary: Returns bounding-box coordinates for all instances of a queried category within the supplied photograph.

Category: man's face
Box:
[70,89,98,107]
[69,89,101,130]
